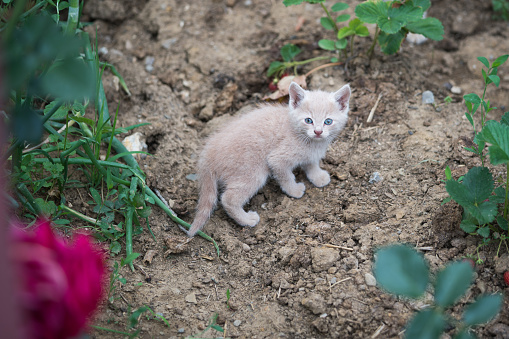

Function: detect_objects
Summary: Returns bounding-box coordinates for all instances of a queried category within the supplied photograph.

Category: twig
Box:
[305,62,344,77]
[371,323,385,338]
[323,243,354,251]
[366,93,383,123]
[330,277,353,289]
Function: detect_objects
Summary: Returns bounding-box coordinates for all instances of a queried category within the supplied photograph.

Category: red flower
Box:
[10,219,106,339]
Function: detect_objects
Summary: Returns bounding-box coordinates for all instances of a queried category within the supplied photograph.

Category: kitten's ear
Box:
[333,84,351,111]
[289,82,306,109]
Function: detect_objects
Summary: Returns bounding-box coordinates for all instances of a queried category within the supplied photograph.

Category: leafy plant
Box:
[356,0,444,56]
[2,0,220,269]
[374,244,503,339]
[108,253,141,303]
[444,55,509,261]
[187,313,225,339]
[492,0,509,21]
[267,43,329,79]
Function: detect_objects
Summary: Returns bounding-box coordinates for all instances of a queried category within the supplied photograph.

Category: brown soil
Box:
[82,0,509,338]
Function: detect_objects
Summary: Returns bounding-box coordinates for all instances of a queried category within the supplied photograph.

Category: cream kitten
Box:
[186,82,351,237]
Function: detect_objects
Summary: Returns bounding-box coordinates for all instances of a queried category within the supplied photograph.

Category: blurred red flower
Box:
[10,219,106,339]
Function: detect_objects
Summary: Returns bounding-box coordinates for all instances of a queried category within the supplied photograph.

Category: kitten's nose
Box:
[314,130,323,136]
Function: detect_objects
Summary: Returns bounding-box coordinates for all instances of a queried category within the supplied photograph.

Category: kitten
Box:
[185,82,351,237]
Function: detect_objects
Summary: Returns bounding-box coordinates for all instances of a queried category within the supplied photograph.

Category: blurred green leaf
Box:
[477,56,490,68]
[320,17,336,30]
[280,43,301,62]
[480,121,509,165]
[404,309,445,339]
[373,244,429,298]
[492,54,509,68]
[378,30,406,55]
[462,294,503,326]
[318,39,336,51]
[406,17,444,41]
[434,261,474,308]
[335,14,351,22]
[331,2,349,12]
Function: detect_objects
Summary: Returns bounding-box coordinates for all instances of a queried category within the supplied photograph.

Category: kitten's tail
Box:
[188,170,218,237]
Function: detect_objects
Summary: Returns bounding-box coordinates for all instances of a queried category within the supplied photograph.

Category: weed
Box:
[187,313,225,339]
[108,253,141,303]
[444,55,509,260]
[374,244,503,338]
[492,0,509,21]
[444,96,453,104]
[226,288,231,308]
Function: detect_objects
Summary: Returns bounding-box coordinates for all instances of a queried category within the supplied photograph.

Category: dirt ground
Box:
[82,0,509,338]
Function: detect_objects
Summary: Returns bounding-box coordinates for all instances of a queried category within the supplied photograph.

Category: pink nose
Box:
[314,130,323,135]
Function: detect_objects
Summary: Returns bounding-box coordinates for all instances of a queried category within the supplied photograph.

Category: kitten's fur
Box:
[186,82,351,237]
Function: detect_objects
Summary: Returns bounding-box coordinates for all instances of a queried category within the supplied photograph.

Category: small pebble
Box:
[178,328,185,333]
[98,46,108,55]
[451,86,462,94]
[422,90,434,104]
[369,172,382,184]
[365,273,377,286]
[233,320,242,327]
[145,56,155,73]
[186,173,198,181]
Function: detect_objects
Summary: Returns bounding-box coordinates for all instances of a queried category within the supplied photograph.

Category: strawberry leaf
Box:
[331,2,349,12]
[405,309,446,339]
[434,261,474,308]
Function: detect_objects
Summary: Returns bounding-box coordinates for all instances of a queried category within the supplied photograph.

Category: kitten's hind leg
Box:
[303,162,330,187]
[220,175,266,227]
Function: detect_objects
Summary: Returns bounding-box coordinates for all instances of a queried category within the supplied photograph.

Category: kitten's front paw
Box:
[309,170,331,187]
[285,182,306,199]
[242,211,260,227]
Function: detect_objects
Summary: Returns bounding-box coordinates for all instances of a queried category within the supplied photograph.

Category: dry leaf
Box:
[263,74,308,101]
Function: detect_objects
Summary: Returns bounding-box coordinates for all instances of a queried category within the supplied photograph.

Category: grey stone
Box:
[422,90,435,104]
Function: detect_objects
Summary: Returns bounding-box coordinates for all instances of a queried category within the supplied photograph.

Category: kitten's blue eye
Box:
[304,118,313,124]
[324,118,333,125]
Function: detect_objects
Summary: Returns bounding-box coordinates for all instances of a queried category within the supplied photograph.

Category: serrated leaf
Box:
[492,54,509,68]
[280,44,301,62]
[373,244,429,298]
[355,1,389,24]
[337,26,355,40]
[462,294,503,326]
[492,186,507,204]
[331,2,349,12]
[378,30,406,55]
[320,17,336,30]
[335,14,350,22]
[477,226,491,238]
[460,220,477,233]
[477,56,490,68]
[413,0,431,11]
[406,17,444,41]
[435,261,474,308]
[378,4,422,34]
[318,39,336,51]
[404,309,445,339]
[489,75,501,87]
[110,241,121,254]
[462,167,493,204]
[497,215,508,230]
[479,120,509,165]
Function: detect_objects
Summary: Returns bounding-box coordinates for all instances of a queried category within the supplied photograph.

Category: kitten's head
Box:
[288,82,351,142]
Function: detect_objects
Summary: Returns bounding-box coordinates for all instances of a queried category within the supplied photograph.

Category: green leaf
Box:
[492,186,507,204]
[434,261,474,308]
[335,39,348,49]
[280,44,301,62]
[446,167,493,206]
[121,252,141,266]
[406,17,444,41]
[404,309,446,339]
[355,25,370,37]
[413,0,431,11]
[465,112,474,127]
[110,241,121,254]
[489,75,501,87]
[464,93,481,105]
[492,54,509,68]
[318,39,337,51]
[335,14,351,22]
[460,220,477,233]
[497,215,508,231]
[477,56,490,68]
[462,294,503,326]
[378,30,406,55]
[378,4,423,34]
[267,61,284,77]
[331,2,349,12]
[480,120,509,165]
[355,1,389,24]
[477,226,491,238]
[44,100,71,121]
[337,26,355,40]
[373,244,429,298]
[445,166,452,180]
[320,17,337,30]
[499,112,509,125]
[283,0,304,6]
[90,187,102,205]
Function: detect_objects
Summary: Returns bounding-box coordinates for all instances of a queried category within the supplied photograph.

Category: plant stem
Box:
[320,3,339,34]
[65,0,80,35]
[367,26,380,60]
